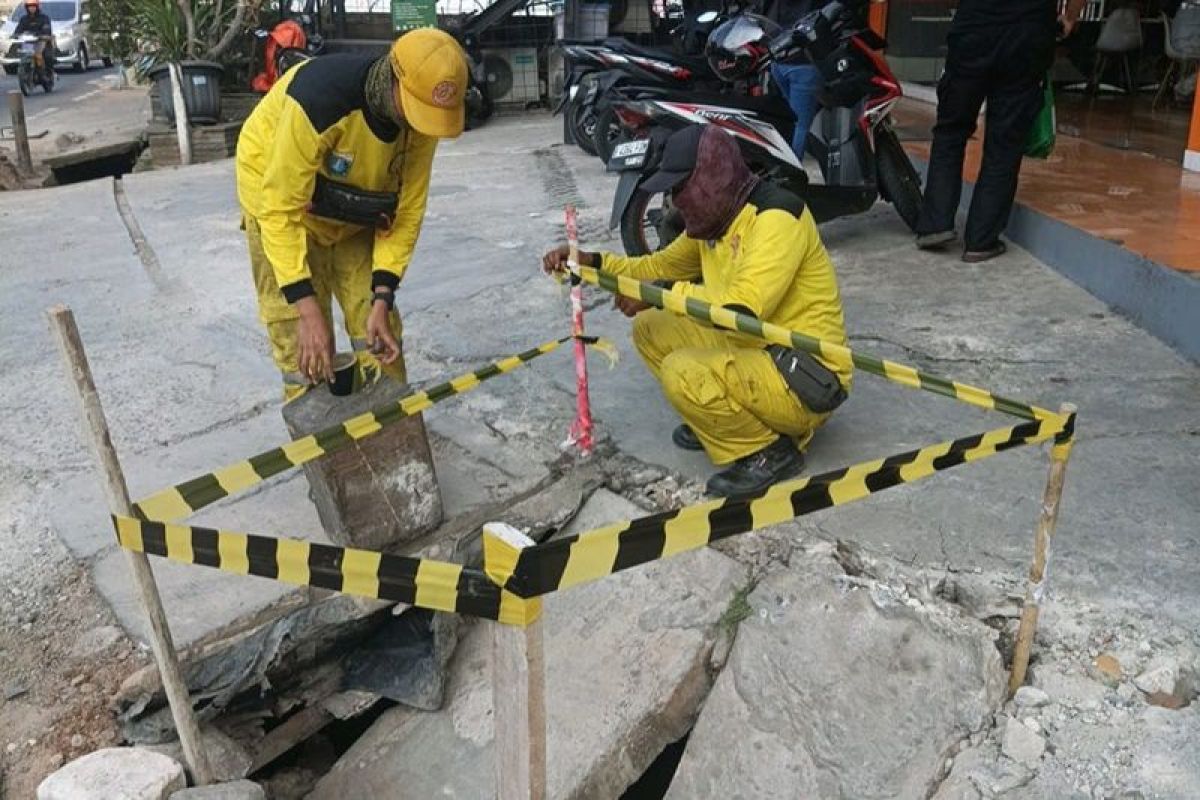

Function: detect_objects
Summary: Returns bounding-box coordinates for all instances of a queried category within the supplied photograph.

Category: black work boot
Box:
[705,437,805,497]
[672,424,704,451]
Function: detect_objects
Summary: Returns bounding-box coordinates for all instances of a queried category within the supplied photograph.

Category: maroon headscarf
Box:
[671,127,760,241]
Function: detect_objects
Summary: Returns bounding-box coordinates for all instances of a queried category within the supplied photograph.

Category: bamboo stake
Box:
[46,305,212,784]
[7,90,33,175]
[1008,402,1077,697]
[486,523,546,800]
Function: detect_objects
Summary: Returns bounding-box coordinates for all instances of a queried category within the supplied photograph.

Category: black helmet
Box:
[705,14,780,82]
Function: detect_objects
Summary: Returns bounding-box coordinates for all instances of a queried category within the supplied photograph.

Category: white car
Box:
[0,0,111,74]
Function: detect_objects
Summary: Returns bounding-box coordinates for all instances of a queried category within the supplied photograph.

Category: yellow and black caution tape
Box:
[110,514,539,626]
[114,414,1072,626]
[576,266,1066,426]
[134,335,615,523]
[490,413,1075,601]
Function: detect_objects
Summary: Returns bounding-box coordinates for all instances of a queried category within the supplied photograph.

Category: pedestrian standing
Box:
[915,0,1084,262]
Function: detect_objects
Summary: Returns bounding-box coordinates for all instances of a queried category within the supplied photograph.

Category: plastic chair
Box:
[1090,5,1143,94]
[1156,4,1200,108]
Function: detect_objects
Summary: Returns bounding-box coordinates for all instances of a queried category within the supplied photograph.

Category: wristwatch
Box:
[371,289,395,310]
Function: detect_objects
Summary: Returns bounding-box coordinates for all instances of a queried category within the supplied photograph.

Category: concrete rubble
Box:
[36,747,185,800]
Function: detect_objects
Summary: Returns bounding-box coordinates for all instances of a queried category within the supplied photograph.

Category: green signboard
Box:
[392,0,437,32]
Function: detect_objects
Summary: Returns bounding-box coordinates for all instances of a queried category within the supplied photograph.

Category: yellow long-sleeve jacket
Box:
[601,182,852,389]
[236,54,437,302]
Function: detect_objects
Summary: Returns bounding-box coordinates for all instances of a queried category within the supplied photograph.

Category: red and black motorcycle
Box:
[607,1,923,255]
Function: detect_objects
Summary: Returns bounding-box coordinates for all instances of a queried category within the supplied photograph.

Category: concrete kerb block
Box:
[282,377,443,550]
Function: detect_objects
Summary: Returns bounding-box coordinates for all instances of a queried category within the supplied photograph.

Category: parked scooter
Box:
[606,1,923,254]
[251,15,324,93]
[15,33,54,96]
[556,14,727,157]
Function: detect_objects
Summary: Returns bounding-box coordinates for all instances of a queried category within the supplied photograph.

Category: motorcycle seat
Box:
[601,39,710,74]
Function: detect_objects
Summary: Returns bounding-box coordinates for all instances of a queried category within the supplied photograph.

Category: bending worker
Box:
[543,124,850,497]
[236,29,467,399]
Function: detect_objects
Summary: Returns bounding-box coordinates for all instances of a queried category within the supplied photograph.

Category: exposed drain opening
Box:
[252,699,397,800]
[48,142,144,186]
[620,730,691,799]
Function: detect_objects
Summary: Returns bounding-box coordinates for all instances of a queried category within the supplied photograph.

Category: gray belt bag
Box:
[766,344,847,414]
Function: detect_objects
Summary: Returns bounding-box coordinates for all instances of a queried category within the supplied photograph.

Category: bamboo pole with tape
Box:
[485,523,546,800]
[1008,402,1077,697]
[46,305,212,785]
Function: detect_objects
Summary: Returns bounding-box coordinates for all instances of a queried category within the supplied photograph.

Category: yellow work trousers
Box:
[632,309,827,465]
[245,217,405,392]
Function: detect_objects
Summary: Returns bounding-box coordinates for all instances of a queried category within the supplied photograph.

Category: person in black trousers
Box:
[915,0,1084,262]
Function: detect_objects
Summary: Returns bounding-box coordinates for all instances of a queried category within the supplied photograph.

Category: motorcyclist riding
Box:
[14,0,55,76]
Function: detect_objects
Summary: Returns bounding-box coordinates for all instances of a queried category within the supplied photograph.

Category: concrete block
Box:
[283,377,443,551]
[37,748,185,800]
[169,780,265,800]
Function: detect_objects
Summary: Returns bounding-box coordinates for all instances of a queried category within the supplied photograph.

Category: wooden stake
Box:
[46,305,212,785]
[486,523,546,800]
[7,90,33,175]
[1008,402,1077,697]
[168,63,192,167]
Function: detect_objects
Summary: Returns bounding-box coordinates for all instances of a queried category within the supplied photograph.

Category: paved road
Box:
[2,63,147,159]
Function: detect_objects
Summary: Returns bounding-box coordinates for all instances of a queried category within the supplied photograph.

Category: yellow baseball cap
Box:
[390,29,468,139]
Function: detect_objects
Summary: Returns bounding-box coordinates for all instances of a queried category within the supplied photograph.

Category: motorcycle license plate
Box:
[612,140,649,159]
[20,43,36,54]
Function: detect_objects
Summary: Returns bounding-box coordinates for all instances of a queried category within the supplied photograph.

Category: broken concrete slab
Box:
[145,727,252,784]
[168,780,265,800]
[282,377,443,550]
[37,747,185,800]
[666,548,1006,800]
[308,490,747,800]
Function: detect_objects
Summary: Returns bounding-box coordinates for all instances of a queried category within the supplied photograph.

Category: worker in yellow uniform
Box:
[543,124,851,496]
[236,29,468,399]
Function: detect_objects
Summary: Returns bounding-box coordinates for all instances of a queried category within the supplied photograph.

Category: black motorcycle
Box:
[15,34,54,96]
[557,14,727,157]
[607,2,924,254]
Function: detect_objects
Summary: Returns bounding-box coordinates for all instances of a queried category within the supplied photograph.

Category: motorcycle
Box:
[250,15,324,93]
[16,34,54,96]
[607,1,924,255]
[556,15,727,157]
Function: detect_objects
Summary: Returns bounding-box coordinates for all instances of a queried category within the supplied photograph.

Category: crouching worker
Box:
[542,124,851,496]
[236,29,468,400]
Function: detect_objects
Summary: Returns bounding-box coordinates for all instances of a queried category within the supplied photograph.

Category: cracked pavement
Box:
[0,114,1196,656]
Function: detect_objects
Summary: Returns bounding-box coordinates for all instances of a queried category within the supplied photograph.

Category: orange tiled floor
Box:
[895,99,1200,274]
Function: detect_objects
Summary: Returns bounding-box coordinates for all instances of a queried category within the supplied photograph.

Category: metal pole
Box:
[7,90,33,175]
[487,523,546,800]
[1008,403,1077,697]
[46,305,213,784]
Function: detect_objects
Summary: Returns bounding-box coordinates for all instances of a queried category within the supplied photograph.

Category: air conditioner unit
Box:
[482,47,541,106]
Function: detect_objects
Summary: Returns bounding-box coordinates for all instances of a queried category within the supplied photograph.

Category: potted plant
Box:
[93,0,259,122]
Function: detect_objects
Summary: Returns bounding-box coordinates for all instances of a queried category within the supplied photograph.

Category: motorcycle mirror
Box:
[696,11,718,23]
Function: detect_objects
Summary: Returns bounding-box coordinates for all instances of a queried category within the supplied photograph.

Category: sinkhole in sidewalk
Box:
[621,731,691,799]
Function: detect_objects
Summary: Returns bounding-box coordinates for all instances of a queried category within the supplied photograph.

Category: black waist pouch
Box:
[767,344,847,414]
[309,173,398,229]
